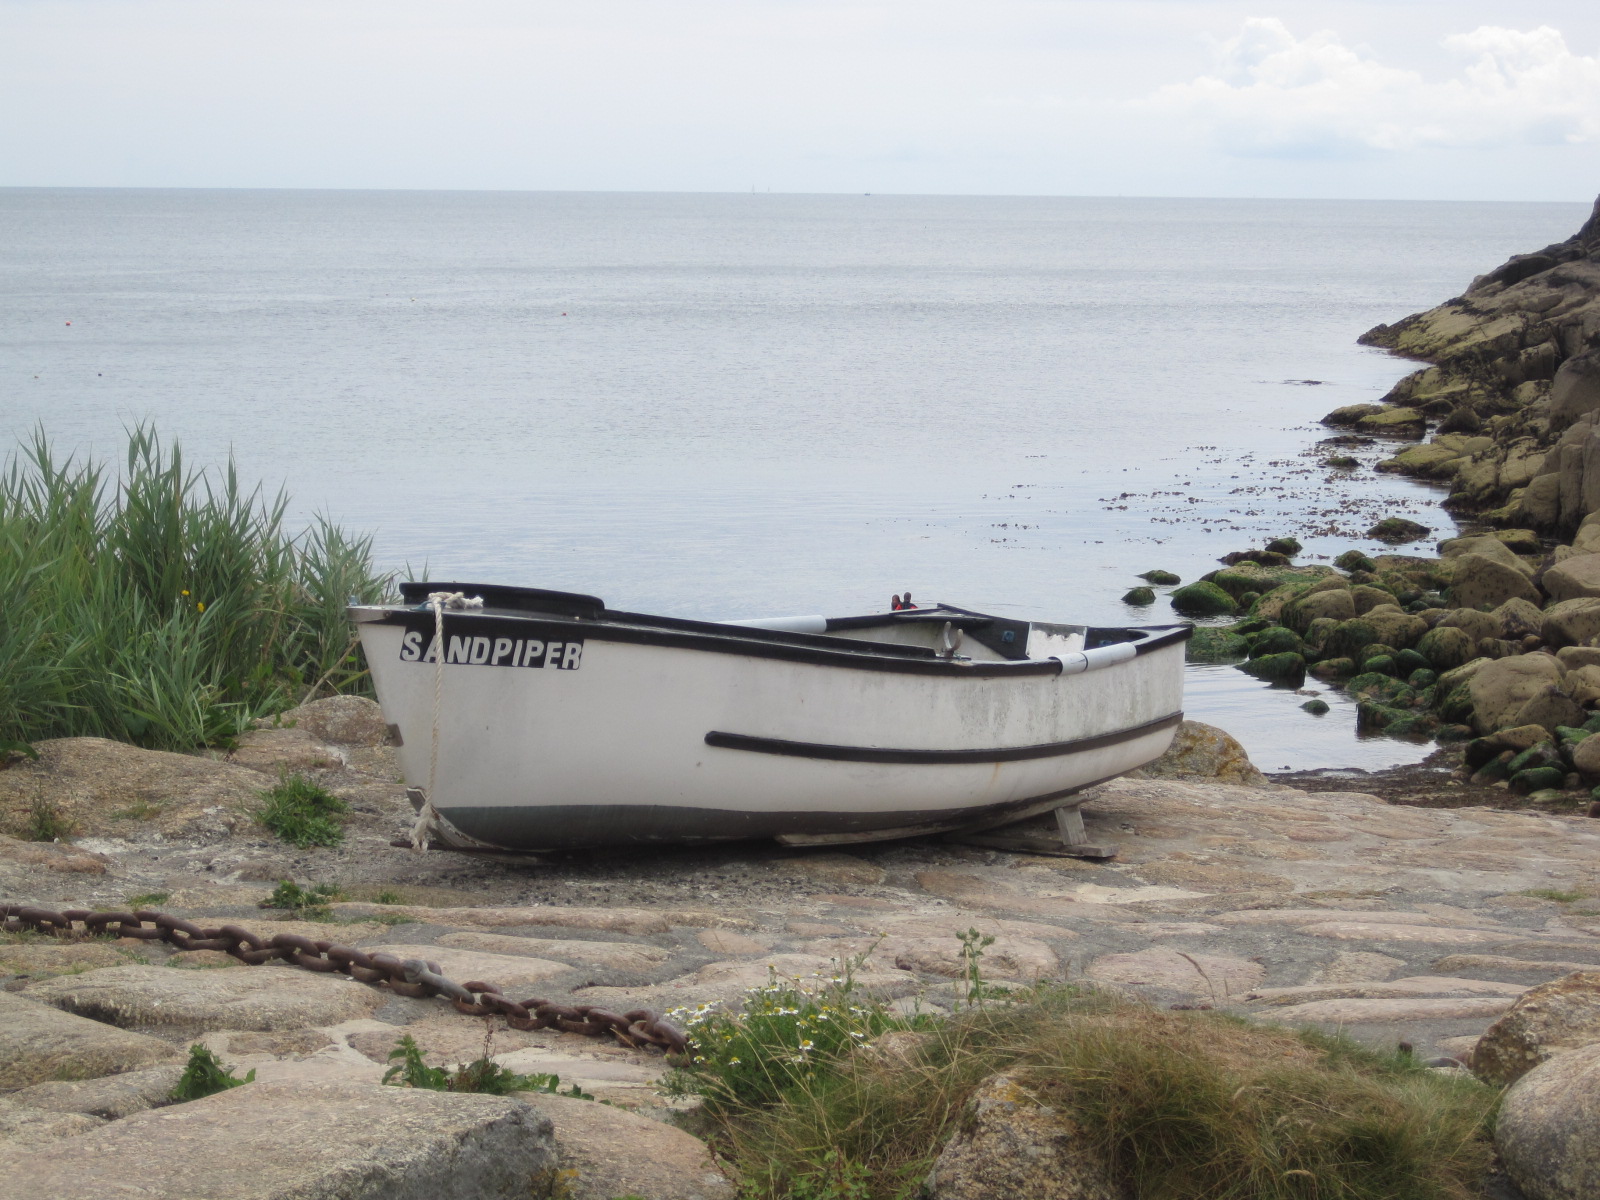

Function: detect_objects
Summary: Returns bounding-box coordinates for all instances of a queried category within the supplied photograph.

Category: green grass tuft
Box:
[19,796,76,842]
[169,1044,254,1102]
[255,774,348,848]
[1519,888,1587,903]
[703,986,1498,1200]
[0,424,392,752]
[259,879,345,918]
[383,1033,597,1099]
[125,892,170,909]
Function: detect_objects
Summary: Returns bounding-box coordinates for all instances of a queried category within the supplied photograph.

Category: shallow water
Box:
[1,190,1588,768]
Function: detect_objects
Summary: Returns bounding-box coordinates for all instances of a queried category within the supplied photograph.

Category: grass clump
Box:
[0,425,392,753]
[125,891,170,909]
[664,955,932,1116]
[169,1044,254,1102]
[18,795,76,842]
[384,1033,596,1099]
[259,879,344,919]
[696,984,1498,1200]
[1520,888,1587,903]
[255,773,348,848]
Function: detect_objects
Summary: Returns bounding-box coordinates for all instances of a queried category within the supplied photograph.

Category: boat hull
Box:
[355,604,1187,851]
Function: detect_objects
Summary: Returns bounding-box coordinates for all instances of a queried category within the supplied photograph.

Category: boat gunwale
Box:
[359,604,1193,678]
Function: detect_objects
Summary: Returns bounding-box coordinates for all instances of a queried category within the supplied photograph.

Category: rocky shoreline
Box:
[1142,196,1600,813]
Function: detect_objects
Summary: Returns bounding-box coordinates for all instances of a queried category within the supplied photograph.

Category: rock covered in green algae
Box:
[1185,628,1249,663]
[1334,550,1377,573]
[1368,517,1432,544]
[1121,587,1155,606]
[1239,652,1306,686]
[1169,581,1238,617]
[1137,569,1180,585]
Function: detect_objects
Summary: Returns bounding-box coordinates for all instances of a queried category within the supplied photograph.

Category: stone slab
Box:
[1258,996,1518,1024]
[331,903,748,932]
[0,992,182,1089]
[437,931,670,973]
[362,944,576,992]
[0,1097,103,1145]
[0,1081,558,1200]
[12,1064,185,1119]
[23,963,387,1034]
[1242,977,1528,1006]
[1296,922,1523,944]
[1086,948,1266,999]
[520,1091,735,1200]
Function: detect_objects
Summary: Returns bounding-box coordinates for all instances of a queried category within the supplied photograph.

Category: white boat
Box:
[349,583,1190,852]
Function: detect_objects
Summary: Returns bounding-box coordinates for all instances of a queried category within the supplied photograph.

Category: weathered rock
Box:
[1473,970,1600,1086]
[1549,347,1600,429]
[1441,535,1537,578]
[1086,948,1265,998]
[1498,597,1548,640]
[1263,996,1517,1024]
[0,939,133,979]
[1438,608,1501,644]
[23,963,387,1035]
[1348,584,1394,614]
[521,1091,734,1200]
[329,902,743,932]
[1497,1040,1600,1200]
[360,944,576,992]
[1135,720,1266,786]
[1545,554,1600,604]
[1239,651,1305,685]
[1285,586,1356,630]
[0,1096,103,1145]
[227,727,344,773]
[1468,655,1568,733]
[924,1074,1122,1200]
[1559,646,1600,671]
[0,992,182,1089]
[435,931,671,973]
[1169,581,1238,616]
[0,1081,560,1200]
[1514,686,1589,738]
[1450,554,1542,610]
[0,834,109,875]
[1543,597,1600,647]
[0,737,268,840]
[1360,604,1428,650]
[11,1064,185,1120]
[1358,411,1427,439]
[274,695,393,747]
[1417,625,1475,670]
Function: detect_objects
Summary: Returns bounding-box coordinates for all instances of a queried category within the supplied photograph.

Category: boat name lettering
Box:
[399,631,583,670]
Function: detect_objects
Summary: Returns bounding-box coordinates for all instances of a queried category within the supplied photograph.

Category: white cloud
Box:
[1148,18,1600,158]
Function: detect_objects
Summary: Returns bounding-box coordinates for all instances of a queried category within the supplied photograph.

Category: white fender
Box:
[1052,642,1138,675]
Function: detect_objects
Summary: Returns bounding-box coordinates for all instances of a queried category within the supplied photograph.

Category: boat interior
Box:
[392,582,1180,665]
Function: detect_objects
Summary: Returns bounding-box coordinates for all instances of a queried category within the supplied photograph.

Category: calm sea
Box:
[1,189,1589,770]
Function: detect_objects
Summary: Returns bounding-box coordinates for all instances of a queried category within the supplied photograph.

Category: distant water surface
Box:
[1,190,1589,769]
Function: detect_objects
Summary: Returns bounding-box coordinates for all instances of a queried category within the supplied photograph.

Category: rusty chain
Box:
[1,903,688,1056]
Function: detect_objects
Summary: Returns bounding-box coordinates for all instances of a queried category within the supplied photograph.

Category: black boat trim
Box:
[376,590,1191,679]
[704,711,1183,765]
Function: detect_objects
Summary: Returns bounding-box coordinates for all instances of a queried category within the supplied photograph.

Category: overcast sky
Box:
[3,1,1597,200]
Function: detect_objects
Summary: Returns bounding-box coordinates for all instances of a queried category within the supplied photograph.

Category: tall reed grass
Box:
[0,426,393,751]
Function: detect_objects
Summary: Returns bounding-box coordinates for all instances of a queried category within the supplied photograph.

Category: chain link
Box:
[2,903,688,1055]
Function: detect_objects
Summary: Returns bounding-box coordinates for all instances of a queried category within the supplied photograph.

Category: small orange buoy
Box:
[65,321,71,326]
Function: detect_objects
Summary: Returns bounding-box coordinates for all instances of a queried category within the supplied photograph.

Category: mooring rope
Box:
[410,591,482,851]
